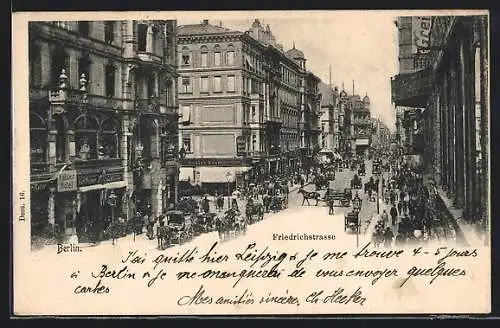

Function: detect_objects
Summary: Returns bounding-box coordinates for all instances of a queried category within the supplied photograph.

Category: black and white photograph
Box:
[12,10,491,315]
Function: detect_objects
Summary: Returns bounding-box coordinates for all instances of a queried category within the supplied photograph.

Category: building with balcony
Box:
[339,87,372,157]
[177,19,313,191]
[391,15,489,232]
[29,20,179,243]
[317,82,339,158]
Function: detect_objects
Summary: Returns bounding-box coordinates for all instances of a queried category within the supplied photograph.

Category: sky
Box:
[179,11,399,131]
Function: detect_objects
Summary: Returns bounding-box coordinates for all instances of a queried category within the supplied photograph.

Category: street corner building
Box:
[176,19,323,196]
[390,16,490,237]
[28,20,181,244]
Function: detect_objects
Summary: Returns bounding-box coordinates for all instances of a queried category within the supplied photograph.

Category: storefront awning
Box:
[78,181,127,192]
[179,167,193,181]
[391,68,433,107]
[199,167,236,183]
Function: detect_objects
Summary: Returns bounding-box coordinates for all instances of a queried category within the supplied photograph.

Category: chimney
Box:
[202,19,209,25]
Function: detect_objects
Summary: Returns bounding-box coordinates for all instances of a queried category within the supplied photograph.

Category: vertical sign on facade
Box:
[412,16,432,54]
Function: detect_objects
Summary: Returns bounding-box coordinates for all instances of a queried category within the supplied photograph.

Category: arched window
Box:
[181,46,191,66]
[200,45,209,67]
[30,113,47,164]
[226,44,235,66]
[100,119,120,159]
[74,115,98,160]
[213,45,221,66]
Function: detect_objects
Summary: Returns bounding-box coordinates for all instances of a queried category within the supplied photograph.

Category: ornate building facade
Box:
[29,20,179,243]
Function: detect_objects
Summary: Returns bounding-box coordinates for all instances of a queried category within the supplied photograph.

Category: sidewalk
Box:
[436,188,486,247]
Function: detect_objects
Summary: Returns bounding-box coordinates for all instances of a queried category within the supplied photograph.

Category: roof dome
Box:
[340,90,348,98]
[285,42,305,60]
[363,94,370,103]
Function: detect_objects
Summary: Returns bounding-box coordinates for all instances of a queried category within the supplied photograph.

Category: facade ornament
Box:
[59,69,68,89]
[126,64,138,85]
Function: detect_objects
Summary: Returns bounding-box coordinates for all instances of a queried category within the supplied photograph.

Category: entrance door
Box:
[87,190,102,242]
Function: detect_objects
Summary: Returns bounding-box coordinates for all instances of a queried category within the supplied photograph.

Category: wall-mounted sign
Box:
[391,68,433,107]
[412,16,432,54]
[58,170,77,192]
[181,158,252,167]
[78,172,123,187]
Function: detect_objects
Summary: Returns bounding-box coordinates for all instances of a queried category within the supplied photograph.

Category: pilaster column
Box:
[48,187,56,227]
[146,24,154,53]
[67,130,76,159]
[48,130,57,170]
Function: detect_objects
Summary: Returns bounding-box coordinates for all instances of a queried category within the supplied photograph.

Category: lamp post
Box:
[107,191,118,245]
[352,192,362,247]
[226,171,232,209]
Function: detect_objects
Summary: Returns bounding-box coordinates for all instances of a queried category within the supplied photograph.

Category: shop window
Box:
[105,64,116,97]
[78,21,90,37]
[74,115,99,160]
[100,119,120,159]
[30,113,47,164]
[137,24,148,52]
[104,21,114,44]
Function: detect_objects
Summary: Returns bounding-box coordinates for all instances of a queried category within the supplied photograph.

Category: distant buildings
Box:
[29,20,179,242]
[177,19,321,193]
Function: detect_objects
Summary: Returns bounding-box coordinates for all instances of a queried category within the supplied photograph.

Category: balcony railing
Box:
[135,97,177,115]
[48,88,134,111]
[87,94,134,111]
[73,158,122,170]
[137,51,163,64]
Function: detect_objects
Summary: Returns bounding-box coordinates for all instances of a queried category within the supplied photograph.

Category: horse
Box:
[156,224,170,250]
[298,188,321,206]
[245,202,264,224]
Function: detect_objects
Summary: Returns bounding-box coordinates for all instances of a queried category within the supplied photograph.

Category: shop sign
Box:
[236,136,246,156]
[58,170,77,192]
[31,181,49,192]
[181,158,252,167]
[412,16,431,54]
[78,172,123,187]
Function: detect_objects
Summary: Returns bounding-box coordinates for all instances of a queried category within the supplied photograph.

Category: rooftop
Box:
[178,20,239,36]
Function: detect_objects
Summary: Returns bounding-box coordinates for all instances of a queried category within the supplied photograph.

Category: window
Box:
[54,116,66,163]
[214,76,222,92]
[78,22,90,37]
[74,115,98,160]
[78,55,91,89]
[214,52,221,66]
[50,48,69,88]
[181,47,191,66]
[183,134,191,153]
[251,106,256,122]
[104,21,114,44]
[105,64,116,97]
[227,50,235,65]
[138,24,148,52]
[30,113,47,164]
[201,52,208,67]
[181,77,192,93]
[201,77,209,93]
[100,120,119,159]
[29,43,41,88]
[227,75,235,92]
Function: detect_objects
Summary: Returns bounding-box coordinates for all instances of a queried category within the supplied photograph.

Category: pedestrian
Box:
[397,201,403,216]
[383,227,394,248]
[381,210,389,227]
[390,205,398,225]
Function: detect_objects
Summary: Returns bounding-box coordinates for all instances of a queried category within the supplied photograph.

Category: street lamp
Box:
[352,192,362,247]
[107,191,118,245]
[226,171,232,209]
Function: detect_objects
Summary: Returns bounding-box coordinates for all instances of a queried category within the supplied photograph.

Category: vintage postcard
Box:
[12,10,491,316]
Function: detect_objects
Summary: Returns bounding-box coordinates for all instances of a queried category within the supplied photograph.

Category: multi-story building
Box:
[318,82,336,152]
[177,19,317,192]
[339,89,372,157]
[29,20,179,243]
[391,15,489,232]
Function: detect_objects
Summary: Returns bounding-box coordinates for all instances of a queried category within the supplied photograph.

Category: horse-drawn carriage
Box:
[358,163,366,176]
[191,211,217,235]
[350,175,362,189]
[245,201,264,224]
[326,188,352,207]
[344,211,360,232]
[166,210,194,245]
[215,208,247,240]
